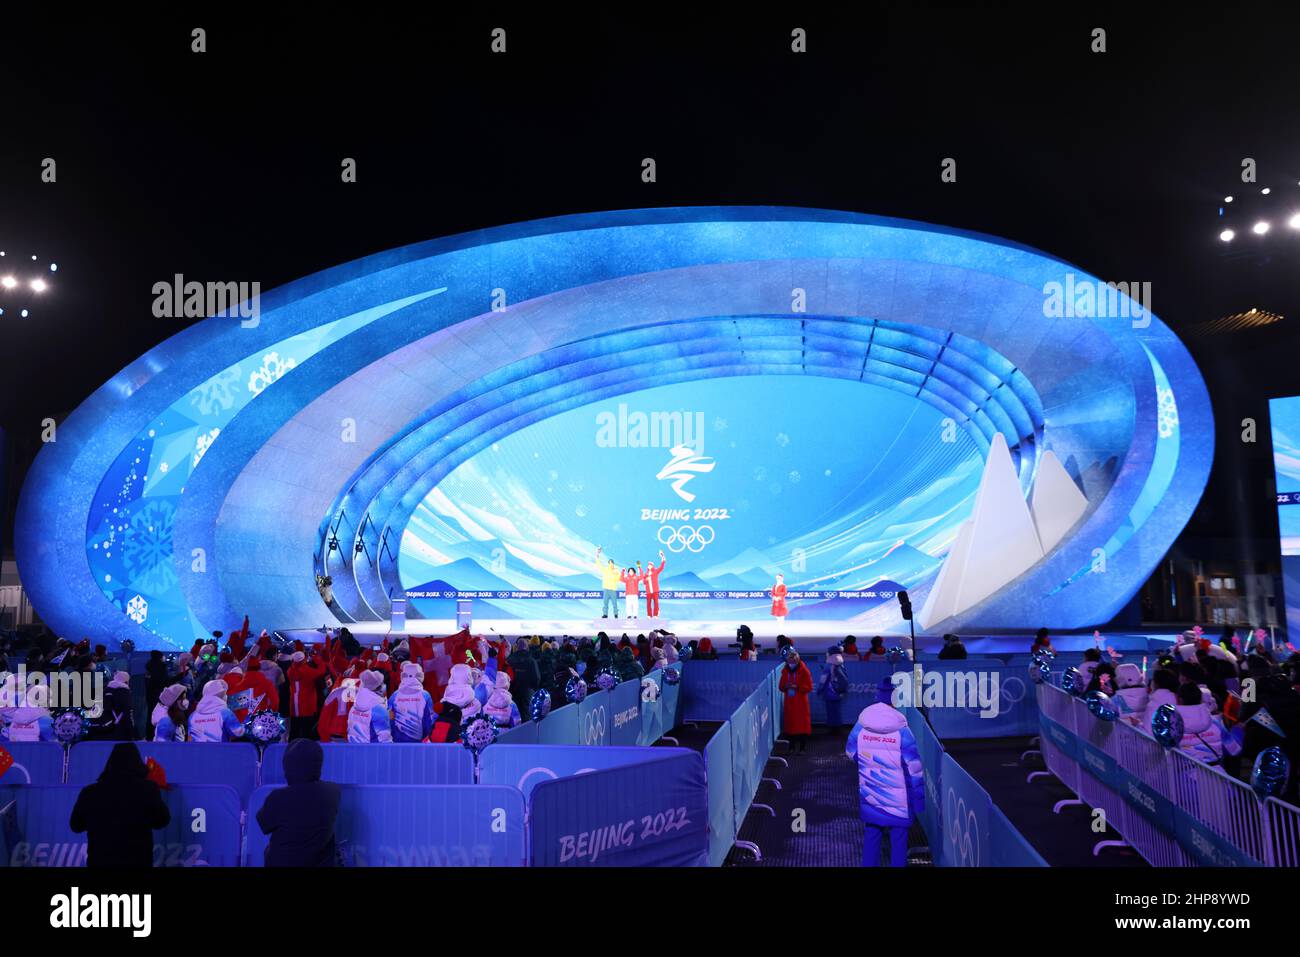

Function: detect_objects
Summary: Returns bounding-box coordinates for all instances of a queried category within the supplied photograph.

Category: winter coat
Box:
[223,668,278,721]
[288,658,327,717]
[779,661,814,735]
[817,662,849,702]
[4,705,54,742]
[188,695,244,742]
[507,649,540,715]
[845,703,924,826]
[1176,702,1224,764]
[1141,689,1177,734]
[256,738,340,867]
[346,688,393,743]
[388,680,434,742]
[69,744,170,867]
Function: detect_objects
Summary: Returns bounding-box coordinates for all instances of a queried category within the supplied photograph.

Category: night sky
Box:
[3,8,1298,560]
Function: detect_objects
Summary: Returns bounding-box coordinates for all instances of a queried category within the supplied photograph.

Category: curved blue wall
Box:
[15,208,1212,648]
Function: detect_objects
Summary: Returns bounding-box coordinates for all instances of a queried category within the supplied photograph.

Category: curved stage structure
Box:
[16,208,1213,649]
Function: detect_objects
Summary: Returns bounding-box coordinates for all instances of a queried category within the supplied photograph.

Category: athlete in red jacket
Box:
[287,651,327,739]
[223,660,279,722]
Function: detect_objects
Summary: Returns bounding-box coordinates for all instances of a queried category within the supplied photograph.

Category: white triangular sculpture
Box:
[1030,450,1089,554]
[918,435,1088,629]
[916,518,974,626]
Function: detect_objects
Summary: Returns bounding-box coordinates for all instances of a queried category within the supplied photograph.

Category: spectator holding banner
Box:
[846,677,923,867]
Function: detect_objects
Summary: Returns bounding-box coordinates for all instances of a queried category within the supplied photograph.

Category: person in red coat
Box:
[779,650,814,752]
[770,573,789,623]
[287,650,327,740]
[223,660,279,723]
[643,550,666,619]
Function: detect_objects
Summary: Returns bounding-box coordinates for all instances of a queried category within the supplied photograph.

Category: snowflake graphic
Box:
[193,427,221,468]
[1157,387,1179,439]
[123,500,177,593]
[752,466,767,482]
[248,352,297,396]
[788,470,802,484]
[713,417,728,431]
[189,366,242,417]
[775,432,790,447]
[126,594,149,624]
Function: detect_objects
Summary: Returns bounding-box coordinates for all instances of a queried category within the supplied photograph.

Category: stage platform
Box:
[278,619,1189,655]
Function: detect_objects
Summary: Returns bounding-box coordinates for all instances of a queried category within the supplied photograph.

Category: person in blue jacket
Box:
[817,646,850,734]
[347,670,393,743]
[845,676,923,867]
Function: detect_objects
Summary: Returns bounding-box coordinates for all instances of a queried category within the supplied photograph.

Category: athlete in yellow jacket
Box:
[596,547,620,618]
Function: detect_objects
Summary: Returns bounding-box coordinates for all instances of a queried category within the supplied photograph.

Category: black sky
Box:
[3,7,1299,558]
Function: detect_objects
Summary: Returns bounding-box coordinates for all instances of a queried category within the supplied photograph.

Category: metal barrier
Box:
[1035,683,1300,866]
[1265,797,1300,867]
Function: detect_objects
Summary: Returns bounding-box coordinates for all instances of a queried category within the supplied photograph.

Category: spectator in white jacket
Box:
[1141,669,1179,734]
[1078,647,1103,686]
[1113,663,1148,724]
[1175,683,1223,764]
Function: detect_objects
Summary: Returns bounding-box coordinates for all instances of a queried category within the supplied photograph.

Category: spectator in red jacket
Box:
[779,650,814,753]
[223,660,279,722]
[287,650,328,739]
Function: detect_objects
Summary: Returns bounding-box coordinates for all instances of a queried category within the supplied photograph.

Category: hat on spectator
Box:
[159,684,186,708]
[360,670,384,693]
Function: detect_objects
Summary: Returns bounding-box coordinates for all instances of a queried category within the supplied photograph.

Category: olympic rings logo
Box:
[944,787,980,866]
[582,706,607,745]
[657,524,715,553]
[961,675,1027,717]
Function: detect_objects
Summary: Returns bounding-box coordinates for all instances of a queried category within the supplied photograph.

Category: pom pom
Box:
[529,688,552,722]
[52,708,87,745]
[245,709,286,745]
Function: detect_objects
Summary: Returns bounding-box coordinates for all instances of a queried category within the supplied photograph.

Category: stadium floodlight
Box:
[1253,221,1270,235]
[1219,229,1235,242]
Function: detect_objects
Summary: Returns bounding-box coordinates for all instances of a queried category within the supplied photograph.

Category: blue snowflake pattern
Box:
[123,500,178,593]
[188,366,243,418]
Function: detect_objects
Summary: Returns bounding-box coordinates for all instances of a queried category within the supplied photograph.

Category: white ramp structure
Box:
[919,436,1088,629]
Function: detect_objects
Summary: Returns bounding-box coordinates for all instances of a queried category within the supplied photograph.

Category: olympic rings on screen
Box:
[656,524,715,553]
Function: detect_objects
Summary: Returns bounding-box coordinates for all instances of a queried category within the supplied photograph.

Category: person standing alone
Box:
[846,677,923,867]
